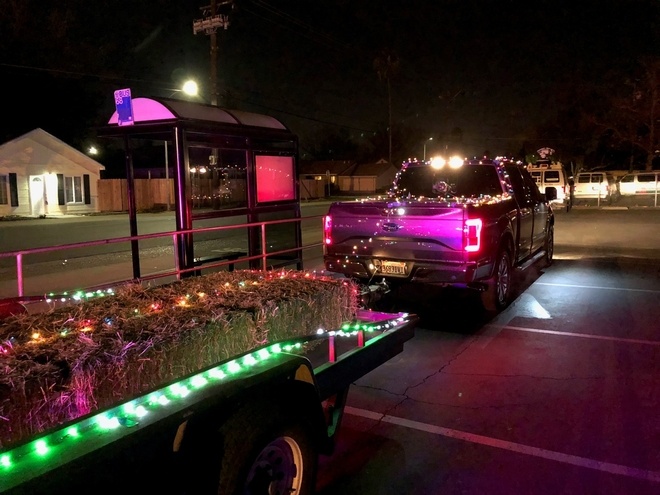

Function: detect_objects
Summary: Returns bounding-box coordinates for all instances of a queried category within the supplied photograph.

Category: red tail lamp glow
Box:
[323,215,333,245]
[464,218,482,252]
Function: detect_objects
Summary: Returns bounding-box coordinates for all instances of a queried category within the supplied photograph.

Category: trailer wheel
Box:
[216,401,318,495]
[481,247,512,312]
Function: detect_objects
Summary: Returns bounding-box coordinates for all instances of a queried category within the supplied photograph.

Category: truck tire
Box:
[481,248,512,312]
[543,224,554,267]
[216,400,318,495]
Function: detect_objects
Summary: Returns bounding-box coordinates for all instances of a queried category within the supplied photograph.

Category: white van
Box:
[527,160,568,205]
[572,171,618,203]
[618,171,660,196]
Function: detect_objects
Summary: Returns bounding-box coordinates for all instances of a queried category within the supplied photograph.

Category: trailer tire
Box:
[216,400,318,495]
[481,247,512,312]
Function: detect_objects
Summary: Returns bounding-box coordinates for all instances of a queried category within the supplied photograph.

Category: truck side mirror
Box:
[545,186,558,201]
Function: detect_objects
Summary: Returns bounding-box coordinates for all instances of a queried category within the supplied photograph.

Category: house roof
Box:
[299,160,355,175]
[344,159,396,177]
[0,128,105,173]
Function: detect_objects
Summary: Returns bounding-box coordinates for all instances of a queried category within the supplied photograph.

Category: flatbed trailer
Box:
[0,309,417,495]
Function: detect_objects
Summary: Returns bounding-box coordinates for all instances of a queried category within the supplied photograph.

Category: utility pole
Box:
[193,1,233,106]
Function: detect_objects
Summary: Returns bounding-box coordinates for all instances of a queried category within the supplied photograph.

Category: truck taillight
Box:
[464,218,482,252]
[323,215,332,245]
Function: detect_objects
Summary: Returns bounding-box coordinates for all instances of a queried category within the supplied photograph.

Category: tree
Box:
[373,50,400,165]
[305,126,359,161]
[588,57,660,170]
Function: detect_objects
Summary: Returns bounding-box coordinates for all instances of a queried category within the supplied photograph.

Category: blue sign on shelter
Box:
[114,88,135,126]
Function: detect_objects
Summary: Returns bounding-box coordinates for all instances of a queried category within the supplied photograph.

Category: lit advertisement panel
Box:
[256,155,295,202]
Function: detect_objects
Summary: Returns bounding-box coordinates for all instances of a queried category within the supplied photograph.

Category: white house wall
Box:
[0,130,103,217]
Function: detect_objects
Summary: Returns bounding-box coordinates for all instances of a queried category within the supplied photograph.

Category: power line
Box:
[242,0,351,52]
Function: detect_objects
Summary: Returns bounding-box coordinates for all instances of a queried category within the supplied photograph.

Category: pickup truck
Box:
[323,156,557,311]
[0,304,417,495]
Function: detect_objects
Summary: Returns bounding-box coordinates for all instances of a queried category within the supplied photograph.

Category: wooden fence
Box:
[299,179,327,200]
[99,177,337,211]
[98,179,174,212]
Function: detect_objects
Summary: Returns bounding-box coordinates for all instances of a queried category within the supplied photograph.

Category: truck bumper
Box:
[323,256,493,286]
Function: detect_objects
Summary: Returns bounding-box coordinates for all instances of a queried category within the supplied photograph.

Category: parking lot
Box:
[1,205,658,493]
[316,207,660,494]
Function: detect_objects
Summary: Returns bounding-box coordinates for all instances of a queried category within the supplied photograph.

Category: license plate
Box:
[379,261,407,275]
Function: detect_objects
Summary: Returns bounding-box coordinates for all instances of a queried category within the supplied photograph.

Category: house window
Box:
[0,175,9,205]
[0,175,7,204]
[65,176,83,203]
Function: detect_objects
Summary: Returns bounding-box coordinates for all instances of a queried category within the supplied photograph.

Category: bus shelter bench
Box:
[193,251,247,276]
[263,253,303,271]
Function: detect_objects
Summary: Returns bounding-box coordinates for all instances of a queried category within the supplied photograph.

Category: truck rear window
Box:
[544,171,560,182]
[395,165,503,198]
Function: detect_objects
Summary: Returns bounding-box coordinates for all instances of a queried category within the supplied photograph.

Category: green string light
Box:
[0,314,411,490]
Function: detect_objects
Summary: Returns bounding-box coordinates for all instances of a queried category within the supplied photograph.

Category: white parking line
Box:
[536,282,660,294]
[492,325,660,346]
[345,406,660,483]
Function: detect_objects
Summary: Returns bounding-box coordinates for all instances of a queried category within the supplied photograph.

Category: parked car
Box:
[618,171,660,196]
[573,171,619,203]
[527,160,569,206]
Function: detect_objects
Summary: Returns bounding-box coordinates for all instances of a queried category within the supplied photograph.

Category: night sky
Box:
[1,0,658,164]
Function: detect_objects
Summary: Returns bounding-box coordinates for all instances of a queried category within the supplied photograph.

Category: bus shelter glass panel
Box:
[188,147,247,211]
[189,215,250,274]
[257,209,302,270]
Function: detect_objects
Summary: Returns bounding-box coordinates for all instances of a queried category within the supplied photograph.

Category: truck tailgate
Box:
[328,201,468,262]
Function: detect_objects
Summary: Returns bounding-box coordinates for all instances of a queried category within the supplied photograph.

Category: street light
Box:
[181,80,199,97]
[423,137,433,161]
[169,79,199,99]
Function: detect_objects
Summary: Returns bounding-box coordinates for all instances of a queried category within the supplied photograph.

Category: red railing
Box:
[0,216,325,300]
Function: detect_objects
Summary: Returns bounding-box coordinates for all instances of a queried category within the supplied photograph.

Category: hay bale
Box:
[0,270,358,449]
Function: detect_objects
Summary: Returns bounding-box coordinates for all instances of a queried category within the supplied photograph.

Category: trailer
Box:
[0,308,417,495]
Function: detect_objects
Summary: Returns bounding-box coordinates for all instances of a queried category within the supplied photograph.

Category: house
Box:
[298,158,398,198]
[339,159,399,193]
[298,160,355,199]
[0,128,105,217]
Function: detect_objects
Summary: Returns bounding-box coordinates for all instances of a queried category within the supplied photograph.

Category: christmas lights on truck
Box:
[323,156,557,311]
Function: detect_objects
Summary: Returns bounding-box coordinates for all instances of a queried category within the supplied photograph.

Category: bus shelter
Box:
[98,96,302,280]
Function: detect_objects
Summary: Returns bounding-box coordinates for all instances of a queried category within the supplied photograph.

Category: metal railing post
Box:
[16,253,24,297]
[172,233,181,279]
[261,223,268,271]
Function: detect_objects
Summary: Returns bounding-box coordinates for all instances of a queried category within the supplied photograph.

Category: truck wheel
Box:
[481,248,512,312]
[543,225,554,267]
[216,402,318,495]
